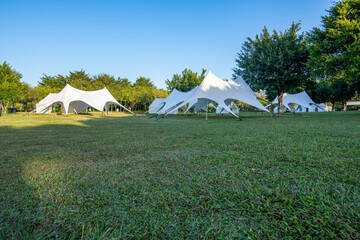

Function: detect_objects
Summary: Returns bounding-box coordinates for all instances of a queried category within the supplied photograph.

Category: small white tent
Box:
[296,103,326,112]
[272,91,319,113]
[36,84,133,115]
[149,98,166,114]
[162,71,269,118]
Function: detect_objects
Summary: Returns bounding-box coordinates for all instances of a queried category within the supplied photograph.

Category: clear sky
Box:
[0,0,334,89]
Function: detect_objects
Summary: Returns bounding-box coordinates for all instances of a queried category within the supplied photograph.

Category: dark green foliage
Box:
[307,0,360,90]
[38,70,92,91]
[165,68,206,92]
[314,78,355,110]
[233,22,310,113]
[0,112,359,238]
[38,74,68,91]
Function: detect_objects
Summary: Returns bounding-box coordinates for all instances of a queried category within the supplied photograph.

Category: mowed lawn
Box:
[0,112,359,239]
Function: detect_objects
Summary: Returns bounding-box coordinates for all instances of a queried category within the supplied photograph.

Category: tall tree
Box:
[308,0,360,91]
[39,70,93,91]
[131,77,156,111]
[67,70,92,90]
[133,77,155,88]
[0,62,26,113]
[233,22,310,114]
[165,68,206,92]
[92,73,117,90]
[38,74,67,91]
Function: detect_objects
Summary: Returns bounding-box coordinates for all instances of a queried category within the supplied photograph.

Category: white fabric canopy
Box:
[296,103,326,112]
[272,91,317,112]
[162,71,268,118]
[36,84,133,115]
[149,98,166,113]
[157,87,199,115]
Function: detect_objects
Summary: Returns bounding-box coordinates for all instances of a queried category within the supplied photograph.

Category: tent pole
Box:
[206,99,208,120]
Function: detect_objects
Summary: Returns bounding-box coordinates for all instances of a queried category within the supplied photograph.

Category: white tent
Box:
[296,103,326,112]
[162,71,269,118]
[149,98,166,114]
[272,91,319,113]
[156,87,199,115]
[215,102,240,115]
[36,84,133,115]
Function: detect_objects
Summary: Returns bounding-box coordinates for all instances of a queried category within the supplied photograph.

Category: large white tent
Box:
[272,91,319,113]
[36,84,133,115]
[159,71,269,118]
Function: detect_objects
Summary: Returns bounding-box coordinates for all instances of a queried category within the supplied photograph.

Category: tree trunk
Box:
[332,102,336,111]
[343,102,347,111]
[4,102,9,113]
[278,90,284,114]
[0,100,8,113]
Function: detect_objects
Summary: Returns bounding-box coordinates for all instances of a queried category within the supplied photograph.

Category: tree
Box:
[314,78,355,111]
[233,22,310,114]
[38,74,67,91]
[165,68,206,92]
[39,70,93,92]
[24,85,53,110]
[112,78,132,108]
[0,62,26,113]
[130,77,156,111]
[308,0,360,91]
[133,77,155,88]
[92,73,117,89]
[67,70,92,90]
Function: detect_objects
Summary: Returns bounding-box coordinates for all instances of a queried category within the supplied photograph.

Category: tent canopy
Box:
[157,87,199,115]
[36,84,133,115]
[149,98,166,113]
[159,71,268,118]
[272,91,317,112]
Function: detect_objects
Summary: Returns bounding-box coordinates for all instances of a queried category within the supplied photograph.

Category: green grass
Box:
[0,112,359,239]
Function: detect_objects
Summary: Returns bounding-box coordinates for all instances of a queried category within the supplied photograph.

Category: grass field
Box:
[1,112,359,239]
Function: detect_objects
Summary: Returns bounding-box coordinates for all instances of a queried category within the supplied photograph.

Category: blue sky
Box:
[0,0,333,89]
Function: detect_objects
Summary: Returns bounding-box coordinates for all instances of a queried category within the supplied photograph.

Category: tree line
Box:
[233,0,360,113]
[1,0,360,114]
[0,66,168,113]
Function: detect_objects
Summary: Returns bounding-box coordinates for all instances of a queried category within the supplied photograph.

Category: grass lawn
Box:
[0,112,359,239]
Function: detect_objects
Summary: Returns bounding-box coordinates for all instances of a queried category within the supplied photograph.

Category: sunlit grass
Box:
[1,111,359,238]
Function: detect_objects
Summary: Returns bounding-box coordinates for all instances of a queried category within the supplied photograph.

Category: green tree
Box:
[165,68,206,92]
[233,22,310,114]
[308,0,360,91]
[154,89,169,99]
[133,77,155,88]
[67,70,92,90]
[0,62,26,113]
[38,70,93,91]
[314,78,355,111]
[92,73,117,89]
[38,74,67,91]
[25,85,53,110]
[129,77,152,111]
